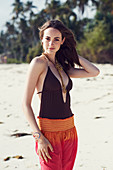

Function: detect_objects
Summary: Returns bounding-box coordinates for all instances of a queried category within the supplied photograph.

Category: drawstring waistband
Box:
[37,115,75,132]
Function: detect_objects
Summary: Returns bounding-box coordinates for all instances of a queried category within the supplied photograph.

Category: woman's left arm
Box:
[68,55,100,78]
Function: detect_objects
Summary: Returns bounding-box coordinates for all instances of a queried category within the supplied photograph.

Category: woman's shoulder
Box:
[30,55,47,65]
[28,55,48,74]
[30,55,48,69]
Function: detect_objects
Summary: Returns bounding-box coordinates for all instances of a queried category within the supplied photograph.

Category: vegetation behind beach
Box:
[0,0,113,64]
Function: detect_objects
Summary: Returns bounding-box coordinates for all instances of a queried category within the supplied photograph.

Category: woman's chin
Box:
[47,50,56,55]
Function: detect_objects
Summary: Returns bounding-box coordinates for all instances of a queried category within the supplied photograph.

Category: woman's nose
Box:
[49,40,54,46]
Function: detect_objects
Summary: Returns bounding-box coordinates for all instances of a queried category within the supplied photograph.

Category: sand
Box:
[0,63,113,170]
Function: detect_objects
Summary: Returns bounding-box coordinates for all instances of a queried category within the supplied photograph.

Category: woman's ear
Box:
[61,37,65,45]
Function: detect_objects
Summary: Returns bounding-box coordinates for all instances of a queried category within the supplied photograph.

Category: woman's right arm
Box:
[22,57,53,162]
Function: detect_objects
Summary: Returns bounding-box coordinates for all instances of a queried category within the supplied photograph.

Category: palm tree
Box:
[64,0,99,14]
[5,22,17,35]
[97,0,113,14]
[12,0,24,19]
[0,31,8,54]
[24,1,37,19]
[44,0,61,19]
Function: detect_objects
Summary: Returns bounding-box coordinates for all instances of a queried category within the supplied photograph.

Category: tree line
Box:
[0,0,113,64]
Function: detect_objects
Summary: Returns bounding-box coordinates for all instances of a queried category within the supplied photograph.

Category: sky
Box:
[0,0,45,31]
[0,0,96,32]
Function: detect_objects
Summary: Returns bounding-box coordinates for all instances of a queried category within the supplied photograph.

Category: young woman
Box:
[22,19,100,170]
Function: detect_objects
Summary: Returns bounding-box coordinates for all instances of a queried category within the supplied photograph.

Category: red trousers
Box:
[35,116,78,170]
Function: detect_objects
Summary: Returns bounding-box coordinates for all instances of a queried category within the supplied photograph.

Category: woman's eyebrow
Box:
[45,36,60,39]
[54,37,60,39]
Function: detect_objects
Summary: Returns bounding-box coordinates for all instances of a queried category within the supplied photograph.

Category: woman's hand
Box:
[37,136,54,162]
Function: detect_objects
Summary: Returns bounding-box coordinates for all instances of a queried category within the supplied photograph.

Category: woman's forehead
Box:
[43,27,62,38]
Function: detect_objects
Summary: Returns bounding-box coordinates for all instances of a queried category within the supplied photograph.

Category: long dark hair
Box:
[39,19,81,71]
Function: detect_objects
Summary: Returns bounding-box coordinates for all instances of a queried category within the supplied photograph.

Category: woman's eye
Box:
[55,39,59,41]
[45,37,59,41]
[46,37,50,40]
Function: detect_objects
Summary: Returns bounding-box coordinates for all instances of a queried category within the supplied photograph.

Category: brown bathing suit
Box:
[37,66,73,119]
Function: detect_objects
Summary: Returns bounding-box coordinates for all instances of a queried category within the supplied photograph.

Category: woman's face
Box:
[42,27,65,55]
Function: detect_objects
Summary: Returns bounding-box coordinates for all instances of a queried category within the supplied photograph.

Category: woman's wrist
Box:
[32,131,45,142]
[32,131,41,140]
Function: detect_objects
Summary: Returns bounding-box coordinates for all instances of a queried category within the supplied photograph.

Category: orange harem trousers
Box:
[35,115,78,170]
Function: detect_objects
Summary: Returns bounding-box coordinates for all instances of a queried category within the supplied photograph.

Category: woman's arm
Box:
[22,57,44,133]
[22,57,53,162]
[68,55,100,78]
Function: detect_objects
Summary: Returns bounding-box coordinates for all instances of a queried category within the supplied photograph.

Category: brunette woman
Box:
[22,19,100,170]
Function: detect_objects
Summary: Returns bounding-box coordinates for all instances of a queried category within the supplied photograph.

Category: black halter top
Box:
[38,66,73,119]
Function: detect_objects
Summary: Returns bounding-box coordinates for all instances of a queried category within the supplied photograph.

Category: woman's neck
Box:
[43,52,56,64]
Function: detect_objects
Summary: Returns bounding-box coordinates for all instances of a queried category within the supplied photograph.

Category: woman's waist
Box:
[39,103,73,118]
[37,114,74,132]
[39,109,73,119]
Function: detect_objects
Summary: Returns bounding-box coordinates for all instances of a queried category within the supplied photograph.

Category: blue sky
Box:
[0,0,96,31]
[0,0,45,31]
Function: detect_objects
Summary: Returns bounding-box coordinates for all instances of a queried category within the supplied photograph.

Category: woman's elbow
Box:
[93,68,100,77]
[22,100,31,111]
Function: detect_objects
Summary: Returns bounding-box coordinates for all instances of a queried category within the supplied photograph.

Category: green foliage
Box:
[7,58,22,64]
[78,12,113,63]
[0,0,89,63]
[0,0,113,64]
[26,42,42,63]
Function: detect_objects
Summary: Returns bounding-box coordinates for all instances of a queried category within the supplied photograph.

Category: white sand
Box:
[0,63,113,170]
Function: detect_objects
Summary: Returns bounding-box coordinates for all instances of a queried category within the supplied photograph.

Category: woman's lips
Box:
[48,48,55,50]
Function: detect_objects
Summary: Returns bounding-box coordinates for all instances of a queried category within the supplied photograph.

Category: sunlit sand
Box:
[0,63,113,170]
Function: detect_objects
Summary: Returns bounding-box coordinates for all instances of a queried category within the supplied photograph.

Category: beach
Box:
[0,63,113,170]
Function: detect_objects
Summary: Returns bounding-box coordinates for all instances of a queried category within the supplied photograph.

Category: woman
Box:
[22,19,100,170]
